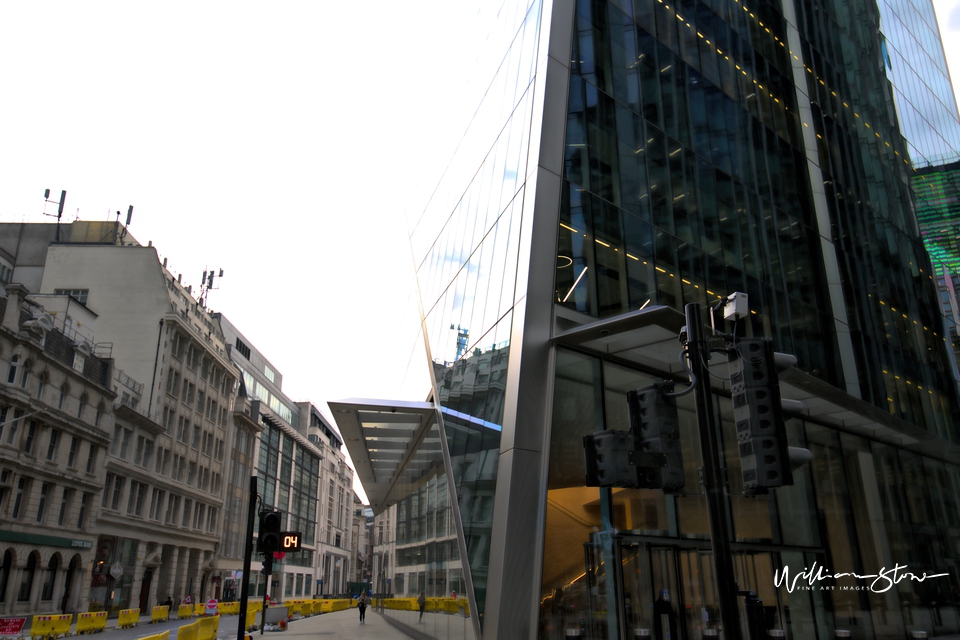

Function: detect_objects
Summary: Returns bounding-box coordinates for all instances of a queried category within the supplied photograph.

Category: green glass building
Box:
[333,0,960,637]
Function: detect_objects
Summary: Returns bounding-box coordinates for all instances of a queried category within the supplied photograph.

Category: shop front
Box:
[88,535,138,614]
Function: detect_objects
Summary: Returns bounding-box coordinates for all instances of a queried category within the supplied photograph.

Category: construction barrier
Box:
[217,602,239,616]
[380,597,467,616]
[29,614,71,640]
[441,599,459,614]
[136,631,170,640]
[176,620,199,640]
[244,608,258,632]
[193,604,204,617]
[75,611,108,635]
[317,600,350,614]
[286,600,310,618]
[117,608,140,629]
[177,605,194,620]
[151,606,170,623]
[383,598,418,612]
[197,616,219,640]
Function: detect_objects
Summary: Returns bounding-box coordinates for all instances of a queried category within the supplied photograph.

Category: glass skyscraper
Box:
[334,0,960,637]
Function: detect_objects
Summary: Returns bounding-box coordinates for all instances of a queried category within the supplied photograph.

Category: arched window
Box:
[94,402,104,428]
[0,550,11,603]
[58,384,68,410]
[41,555,58,601]
[6,355,18,384]
[17,552,37,601]
[77,394,87,420]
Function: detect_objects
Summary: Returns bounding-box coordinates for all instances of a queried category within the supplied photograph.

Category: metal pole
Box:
[684,303,743,639]
[260,565,270,635]
[237,475,257,640]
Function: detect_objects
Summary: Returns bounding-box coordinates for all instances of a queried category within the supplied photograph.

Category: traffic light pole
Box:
[238,475,257,640]
[684,303,743,639]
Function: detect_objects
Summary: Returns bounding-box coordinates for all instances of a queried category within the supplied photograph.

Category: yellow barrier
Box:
[244,608,258,631]
[29,614,71,640]
[117,608,140,629]
[441,599,458,614]
[177,605,194,619]
[317,599,350,613]
[379,597,466,616]
[193,604,204,617]
[136,630,170,640]
[151,606,170,623]
[197,615,219,640]
[217,602,239,616]
[76,611,108,634]
[176,620,199,640]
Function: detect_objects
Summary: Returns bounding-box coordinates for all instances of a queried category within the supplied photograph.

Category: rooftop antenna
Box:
[200,267,225,307]
[115,205,133,244]
[42,189,67,242]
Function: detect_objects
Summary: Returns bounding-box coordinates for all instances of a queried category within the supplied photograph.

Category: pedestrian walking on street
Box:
[418,590,426,623]
[358,590,369,624]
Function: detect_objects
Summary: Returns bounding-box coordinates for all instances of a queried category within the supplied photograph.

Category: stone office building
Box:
[0,286,112,616]
[0,222,239,613]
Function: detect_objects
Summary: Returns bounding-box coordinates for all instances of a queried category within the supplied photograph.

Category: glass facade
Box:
[540,348,960,639]
[878,0,960,167]
[380,422,474,639]
[555,0,959,434]
[407,0,543,628]
[911,161,960,369]
[255,421,320,595]
[913,161,960,277]
[368,0,960,635]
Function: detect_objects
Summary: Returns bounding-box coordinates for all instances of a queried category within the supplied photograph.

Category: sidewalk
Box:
[1,608,422,640]
[270,608,419,640]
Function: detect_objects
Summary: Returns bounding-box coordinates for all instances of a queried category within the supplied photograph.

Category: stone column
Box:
[0,563,18,614]
[29,556,44,613]
[175,547,187,602]
[192,549,206,602]
[164,547,179,601]
[71,562,88,613]
[52,558,67,613]
[130,541,146,611]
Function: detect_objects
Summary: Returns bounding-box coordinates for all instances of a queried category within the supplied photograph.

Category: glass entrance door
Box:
[733,551,783,633]
[677,549,719,639]
[615,540,683,640]
[616,541,656,638]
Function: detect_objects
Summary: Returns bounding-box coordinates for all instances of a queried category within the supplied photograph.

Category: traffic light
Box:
[729,338,806,492]
[583,383,684,491]
[583,430,642,488]
[258,509,282,554]
[627,383,684,491]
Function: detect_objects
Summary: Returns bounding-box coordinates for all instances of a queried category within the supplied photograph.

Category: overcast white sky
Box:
[3,1,960,496]
[0,2,492,406]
